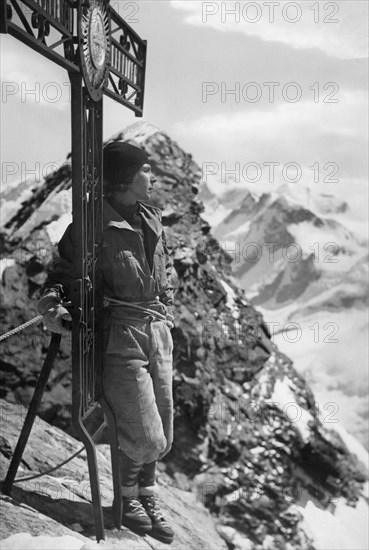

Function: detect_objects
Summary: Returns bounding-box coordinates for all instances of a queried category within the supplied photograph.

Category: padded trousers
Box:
[103,314,174,486]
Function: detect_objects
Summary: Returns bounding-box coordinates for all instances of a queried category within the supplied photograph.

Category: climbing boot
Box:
[122,496,152,535]
[140,495,174,543]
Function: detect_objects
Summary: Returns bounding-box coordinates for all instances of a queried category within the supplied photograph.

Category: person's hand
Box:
[37,292,72,335]
[165,313,174,330]
[42,305,72,335]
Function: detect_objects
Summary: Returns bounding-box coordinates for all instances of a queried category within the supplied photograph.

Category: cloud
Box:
[171,0,368,60]
[172,89,368,218]
[173,89,367,155]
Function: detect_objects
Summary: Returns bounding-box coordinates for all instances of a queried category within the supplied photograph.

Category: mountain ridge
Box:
[0,121,368,550]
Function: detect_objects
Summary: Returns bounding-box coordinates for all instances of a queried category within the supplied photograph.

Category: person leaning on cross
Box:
[36,141,175,544]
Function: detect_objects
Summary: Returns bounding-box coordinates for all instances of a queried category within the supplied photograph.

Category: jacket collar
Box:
[103,198,162,238]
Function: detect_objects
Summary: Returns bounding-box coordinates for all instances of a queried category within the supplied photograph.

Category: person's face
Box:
[129,163,156,202]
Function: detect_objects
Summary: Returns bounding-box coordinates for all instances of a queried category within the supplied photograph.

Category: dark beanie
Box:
[103,141,149,190]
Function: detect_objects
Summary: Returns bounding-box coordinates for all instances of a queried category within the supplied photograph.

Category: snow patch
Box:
[110,119,162,145]
[299,498,369,550]
[11,188,72,241]
[46,210,73,243]
[0,259,16,282]
[219,279,240,319]
[262,306,369,450]
[288,220,362,273]
[266,377,313,443]
[200,204,233,228]
[0,180,35,228]
[0,533,90,550]
[227,220,251,239]
[326,423,369,473]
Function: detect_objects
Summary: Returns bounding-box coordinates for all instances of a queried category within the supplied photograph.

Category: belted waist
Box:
[103,296,167,322]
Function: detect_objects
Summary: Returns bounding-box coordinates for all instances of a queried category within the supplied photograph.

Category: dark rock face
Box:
[0,124,367,548]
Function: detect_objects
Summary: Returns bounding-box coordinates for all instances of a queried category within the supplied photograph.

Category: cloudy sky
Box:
[1,0,368,219]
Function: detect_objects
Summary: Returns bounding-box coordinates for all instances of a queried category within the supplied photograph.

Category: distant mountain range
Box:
[200,182,369,449]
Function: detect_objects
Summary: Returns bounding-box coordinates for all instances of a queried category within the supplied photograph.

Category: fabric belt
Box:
[103,296,167,322]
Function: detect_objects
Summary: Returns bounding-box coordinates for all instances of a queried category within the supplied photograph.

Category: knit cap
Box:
[103,141,149,190]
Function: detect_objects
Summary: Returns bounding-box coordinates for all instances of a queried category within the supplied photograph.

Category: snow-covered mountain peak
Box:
[108,119,163,145]
[275,182,350,219]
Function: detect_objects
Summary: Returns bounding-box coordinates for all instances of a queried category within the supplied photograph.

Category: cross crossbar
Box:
[2,0,147,114]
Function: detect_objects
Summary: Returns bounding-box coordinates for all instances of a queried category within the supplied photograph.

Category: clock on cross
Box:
[79,0,110,101]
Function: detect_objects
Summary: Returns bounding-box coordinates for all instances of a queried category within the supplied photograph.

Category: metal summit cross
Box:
[1,0,147,540]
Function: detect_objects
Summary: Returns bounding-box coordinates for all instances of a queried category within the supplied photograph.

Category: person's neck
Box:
[108,196,139,220]
[111,191,138,206]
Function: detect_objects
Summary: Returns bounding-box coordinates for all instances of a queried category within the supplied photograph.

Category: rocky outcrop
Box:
[0,400,227,549]
[0,121,368,549]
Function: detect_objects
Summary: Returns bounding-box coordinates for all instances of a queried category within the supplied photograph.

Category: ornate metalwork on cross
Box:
[1,0,146,112]
[1,0,148,541]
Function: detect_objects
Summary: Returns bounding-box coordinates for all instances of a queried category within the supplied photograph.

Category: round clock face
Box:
[79,0,110,101]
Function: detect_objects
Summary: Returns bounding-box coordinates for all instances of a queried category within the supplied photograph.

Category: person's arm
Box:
[37,224,75,334]
[40,223,75,300]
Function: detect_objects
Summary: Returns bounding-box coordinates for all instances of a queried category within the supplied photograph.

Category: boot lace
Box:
[142,496,167,522]
[124,497,149,518]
